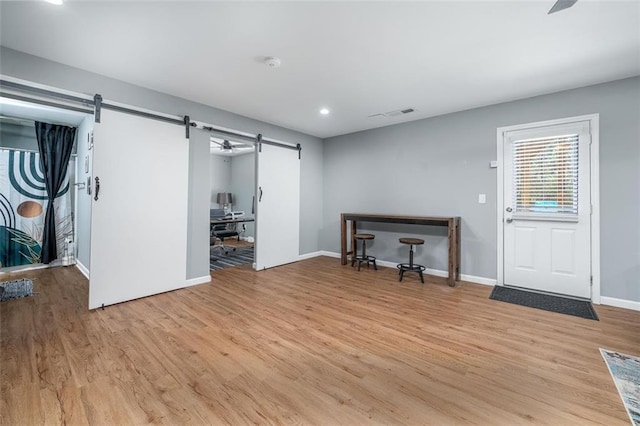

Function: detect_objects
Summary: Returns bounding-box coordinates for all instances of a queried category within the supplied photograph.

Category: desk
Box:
[210,216,255,246]
[211,216,255,225]
[340,213,461,286]
[210,216,255,240]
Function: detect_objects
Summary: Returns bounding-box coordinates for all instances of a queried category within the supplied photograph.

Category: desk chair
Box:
[210,209,239,255]
[211,225,239,255]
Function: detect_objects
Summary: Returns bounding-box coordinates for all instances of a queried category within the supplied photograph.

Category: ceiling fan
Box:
[548,0,578,14]
[211,138,253,152]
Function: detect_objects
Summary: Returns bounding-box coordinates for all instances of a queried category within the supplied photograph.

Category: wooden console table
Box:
[340,213,461,286]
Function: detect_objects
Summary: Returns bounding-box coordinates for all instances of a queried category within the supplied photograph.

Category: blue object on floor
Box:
[0,278,34,301]
[600,348,640,425]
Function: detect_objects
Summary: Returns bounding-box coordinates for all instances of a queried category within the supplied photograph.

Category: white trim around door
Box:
[496,114,600,303]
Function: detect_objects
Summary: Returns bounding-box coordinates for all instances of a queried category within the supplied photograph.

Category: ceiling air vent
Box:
[368,108,416,119]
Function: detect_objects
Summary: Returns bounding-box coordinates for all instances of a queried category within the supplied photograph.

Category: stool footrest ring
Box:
[397,263,426,284]
[352,255,377,271]
[355,255,377,262]
[396,263,426,272]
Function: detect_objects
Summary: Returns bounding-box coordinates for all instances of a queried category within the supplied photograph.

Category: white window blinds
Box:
[512,134,579,215]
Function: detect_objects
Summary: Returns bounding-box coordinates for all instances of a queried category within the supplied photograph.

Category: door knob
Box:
[506,207,513,212]
[506,218,513,223]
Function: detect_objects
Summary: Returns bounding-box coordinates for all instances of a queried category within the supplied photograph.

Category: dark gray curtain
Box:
[35,122,76,264]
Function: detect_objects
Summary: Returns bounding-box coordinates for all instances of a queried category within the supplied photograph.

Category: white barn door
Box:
[502,120,592,299]
[89,109,188,309]
[254,143,300,270]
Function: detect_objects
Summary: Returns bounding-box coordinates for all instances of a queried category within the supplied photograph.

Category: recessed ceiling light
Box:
[45,0,63,4]
[319,108,330,115]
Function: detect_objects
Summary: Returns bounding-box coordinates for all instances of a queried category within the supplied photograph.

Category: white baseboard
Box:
[185,275,211,286]
[298,251,341,261]
[460,274,496,286]
[600,296,640,312]
[0,263,48,274]
[320,250,341,258]
[298,251,323,261]
[75,261,90,279]
[315,251,496,287]
[374,258,402,269]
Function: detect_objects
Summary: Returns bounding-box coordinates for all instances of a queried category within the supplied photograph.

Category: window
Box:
[512,134,579,216]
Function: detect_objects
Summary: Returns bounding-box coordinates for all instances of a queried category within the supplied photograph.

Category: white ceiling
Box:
[1,1,638,139]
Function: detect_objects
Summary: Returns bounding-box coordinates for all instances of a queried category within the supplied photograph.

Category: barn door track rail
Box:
[1,78,299,149]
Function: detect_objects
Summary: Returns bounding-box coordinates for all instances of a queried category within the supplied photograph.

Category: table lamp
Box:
[216,192,233,213]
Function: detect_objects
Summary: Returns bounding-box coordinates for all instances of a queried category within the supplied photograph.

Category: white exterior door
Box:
[254,143,300,270]
[89,109,188,309]
[502,120,592,299]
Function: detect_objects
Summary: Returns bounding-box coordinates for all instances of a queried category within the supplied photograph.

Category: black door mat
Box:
[489,285,599,320]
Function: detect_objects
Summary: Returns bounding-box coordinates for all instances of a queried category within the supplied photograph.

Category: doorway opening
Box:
[209,136,256,272]
[0,97,93,274]
[208,132,302,273]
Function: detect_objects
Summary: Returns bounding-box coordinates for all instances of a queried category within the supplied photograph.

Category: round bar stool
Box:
[351,233,378,271]
[397,238,426,283]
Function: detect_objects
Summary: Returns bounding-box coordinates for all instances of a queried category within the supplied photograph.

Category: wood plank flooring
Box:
[1,257,639,425]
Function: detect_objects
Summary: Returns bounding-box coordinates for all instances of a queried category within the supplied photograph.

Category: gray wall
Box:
[187,129,212,280]
[210,154,232,208]
[1,47,324,280]
[323,76,640,303]
[230,152,256,239]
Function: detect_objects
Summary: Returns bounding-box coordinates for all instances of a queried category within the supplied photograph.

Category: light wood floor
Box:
[1,257,639,425]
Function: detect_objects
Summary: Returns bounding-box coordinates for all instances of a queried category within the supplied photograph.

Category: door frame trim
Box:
[496,114,600,303]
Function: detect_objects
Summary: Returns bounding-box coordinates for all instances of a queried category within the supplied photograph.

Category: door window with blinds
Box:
[512,134,580,220]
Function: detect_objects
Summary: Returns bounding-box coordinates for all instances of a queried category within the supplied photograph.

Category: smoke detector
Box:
[264,57,282,68]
